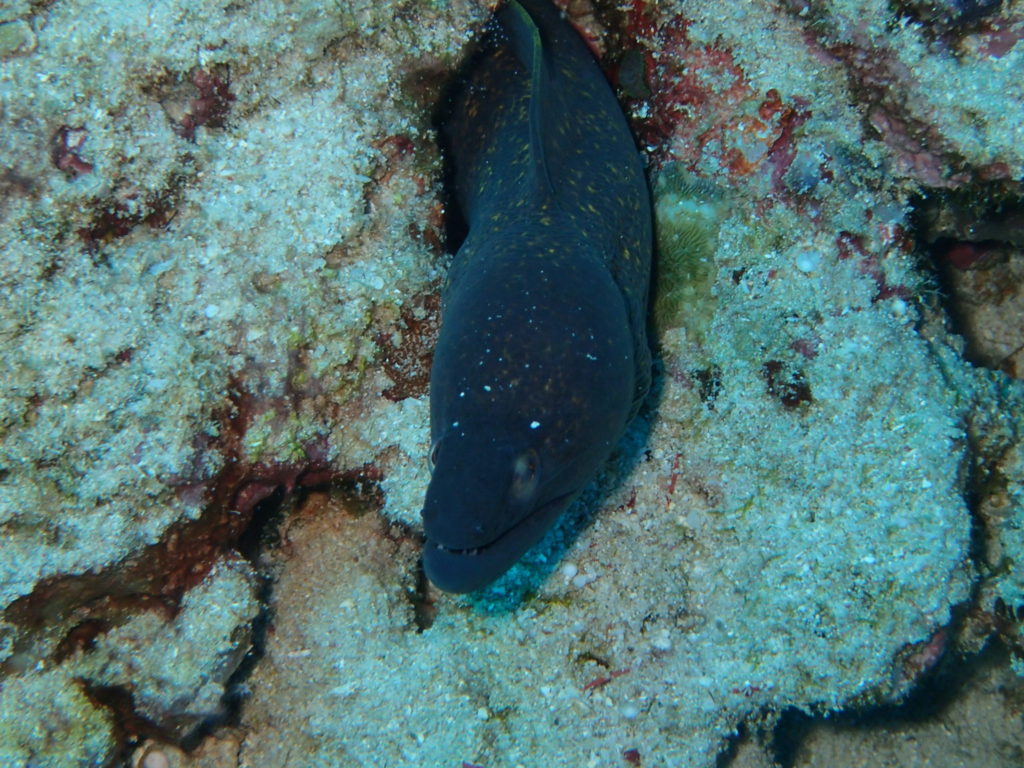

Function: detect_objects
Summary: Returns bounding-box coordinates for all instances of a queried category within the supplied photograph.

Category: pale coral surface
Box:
[0,0,1022,766]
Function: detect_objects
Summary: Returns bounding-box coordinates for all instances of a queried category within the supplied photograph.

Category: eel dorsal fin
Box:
[503,0,556,200]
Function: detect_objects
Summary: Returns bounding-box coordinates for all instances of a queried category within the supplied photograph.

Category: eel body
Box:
[421,0,652,592]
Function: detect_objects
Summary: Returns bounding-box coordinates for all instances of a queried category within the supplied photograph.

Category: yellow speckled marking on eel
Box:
[420,0,652,593]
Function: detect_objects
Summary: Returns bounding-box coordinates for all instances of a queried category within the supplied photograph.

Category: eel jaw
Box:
[422,489,577,593]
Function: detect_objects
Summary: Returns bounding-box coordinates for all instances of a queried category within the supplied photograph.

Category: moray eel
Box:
[421,0,652,593]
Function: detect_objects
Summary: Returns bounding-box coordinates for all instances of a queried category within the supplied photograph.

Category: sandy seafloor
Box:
[1,0,1023,766]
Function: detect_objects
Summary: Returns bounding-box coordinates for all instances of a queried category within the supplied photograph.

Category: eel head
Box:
[420,428,577,593]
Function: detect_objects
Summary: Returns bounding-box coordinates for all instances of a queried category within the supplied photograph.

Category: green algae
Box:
[651,165,729,342]
[0,19,35,58]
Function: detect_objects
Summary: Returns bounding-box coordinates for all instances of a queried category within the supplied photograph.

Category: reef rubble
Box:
[0,0,1022,766]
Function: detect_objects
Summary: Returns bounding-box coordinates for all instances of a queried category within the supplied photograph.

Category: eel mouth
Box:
[422,489,577,593]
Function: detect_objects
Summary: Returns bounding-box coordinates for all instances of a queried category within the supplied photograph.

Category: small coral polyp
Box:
[651,164,728,338]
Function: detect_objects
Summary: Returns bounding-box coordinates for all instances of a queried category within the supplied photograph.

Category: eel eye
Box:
[428,440,440,470]
[510,449,539,501]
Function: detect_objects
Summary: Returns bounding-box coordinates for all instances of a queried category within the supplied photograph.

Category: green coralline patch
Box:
[0,19,35,59]
[651,164,729,341]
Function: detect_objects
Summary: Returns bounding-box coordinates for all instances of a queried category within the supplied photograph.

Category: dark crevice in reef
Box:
[3,466,391,759]
[770,462,1007,768]
[0,377,389,757]
[770,641,1014,768]
[766,428,1020,767]
[713,721,746,768]
[908,180,1024,378]
[770,450,999,765]
[180,488,289,751]
[892,0,1004,47]
[1,367,381,641]
[960,397,1024,660]
[83,683,174,764]
[236,485,289,562]
[769,707,812,768]
[429,10,480,259]
[963,416,997,577]
[407,557,438,633]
